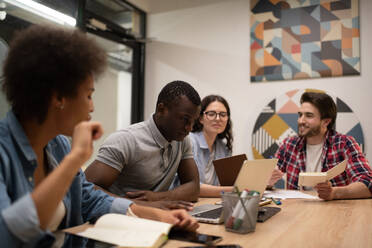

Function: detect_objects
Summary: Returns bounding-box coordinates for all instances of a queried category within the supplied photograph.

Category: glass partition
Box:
[85,0,144,39]
[0,0,145,123]
[79,0,146,123]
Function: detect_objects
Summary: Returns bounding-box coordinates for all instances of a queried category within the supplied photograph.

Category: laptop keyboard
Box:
[192,206,280,223]
[194,207,223,219]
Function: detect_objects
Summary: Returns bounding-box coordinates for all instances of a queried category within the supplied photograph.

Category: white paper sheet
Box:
[298,160,347,187]
[263,189,319,199]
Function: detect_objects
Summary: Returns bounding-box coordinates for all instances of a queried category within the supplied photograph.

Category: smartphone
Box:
[179,245,242,248]
[168,229,222,245]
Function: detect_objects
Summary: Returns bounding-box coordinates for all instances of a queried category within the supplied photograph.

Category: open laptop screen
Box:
[213,154,247,186]
[234,159,278,198]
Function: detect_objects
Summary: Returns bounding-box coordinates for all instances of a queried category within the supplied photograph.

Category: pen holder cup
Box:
[222,192,260,234]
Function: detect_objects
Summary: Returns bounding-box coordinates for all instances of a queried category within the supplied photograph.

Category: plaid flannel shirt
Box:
[275,130,372,193]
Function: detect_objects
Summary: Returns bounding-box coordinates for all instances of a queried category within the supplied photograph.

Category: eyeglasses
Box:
[204,111,229,120]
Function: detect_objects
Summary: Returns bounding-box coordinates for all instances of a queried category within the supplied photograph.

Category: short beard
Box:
[298,125,321,138]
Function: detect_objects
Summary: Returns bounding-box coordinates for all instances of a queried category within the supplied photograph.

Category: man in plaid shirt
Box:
[269,92,372,200]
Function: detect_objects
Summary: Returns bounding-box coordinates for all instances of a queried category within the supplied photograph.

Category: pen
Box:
[259,199,272,207]
[227,189,249,229]
[233,186,241,194]
[271,197,282,205]
[248,190,260,196]
[233,189,257,230]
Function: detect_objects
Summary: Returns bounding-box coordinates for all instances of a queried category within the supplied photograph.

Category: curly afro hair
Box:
[2,25,107,123]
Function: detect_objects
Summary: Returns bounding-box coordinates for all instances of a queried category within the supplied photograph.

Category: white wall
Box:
[144,0,372,161]
[117,71,132,129]
[87,69,132,167]
[87,69,118,166]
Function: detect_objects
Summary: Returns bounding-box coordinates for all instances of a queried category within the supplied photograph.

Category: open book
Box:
[298,160,347,187]
[63,213,172,248]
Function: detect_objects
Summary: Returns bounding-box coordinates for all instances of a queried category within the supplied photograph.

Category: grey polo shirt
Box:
[95,115,194,195]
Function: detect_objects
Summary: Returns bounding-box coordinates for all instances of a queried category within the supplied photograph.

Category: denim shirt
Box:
[0,111,132,247]
[189,132,231,186]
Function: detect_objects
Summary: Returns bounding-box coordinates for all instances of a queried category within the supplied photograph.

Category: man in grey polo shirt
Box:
[85,81,201,204]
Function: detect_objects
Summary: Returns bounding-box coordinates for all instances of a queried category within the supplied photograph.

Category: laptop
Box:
[213,154,247,186]
[234,158,278,198]
[190,158,278,224]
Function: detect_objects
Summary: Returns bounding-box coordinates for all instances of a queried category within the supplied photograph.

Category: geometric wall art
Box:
[250,0,360,82]
[251,89,365,159]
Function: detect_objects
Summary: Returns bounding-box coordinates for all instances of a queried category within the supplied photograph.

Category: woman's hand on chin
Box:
[70,121,103,164]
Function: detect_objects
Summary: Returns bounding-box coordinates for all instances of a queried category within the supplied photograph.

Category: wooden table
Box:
[165,196,372,248]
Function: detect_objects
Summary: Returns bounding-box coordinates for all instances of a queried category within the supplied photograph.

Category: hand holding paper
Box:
[314,181,334,200]
[298,160,347,187]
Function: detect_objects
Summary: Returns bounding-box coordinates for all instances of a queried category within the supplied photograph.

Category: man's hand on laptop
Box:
[153,200,194,211]
[133,199,194,211]
[126,190,158,201]
[268,168,284,188]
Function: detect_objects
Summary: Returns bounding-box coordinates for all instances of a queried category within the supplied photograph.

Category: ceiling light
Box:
[4,0,76,26]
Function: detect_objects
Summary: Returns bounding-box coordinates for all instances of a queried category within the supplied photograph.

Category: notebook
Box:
[190,158,278,224]
[257,206,281,222]
[213,154,247,186]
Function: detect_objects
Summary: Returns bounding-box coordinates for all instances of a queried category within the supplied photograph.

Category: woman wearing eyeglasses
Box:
[190,95,234,197]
